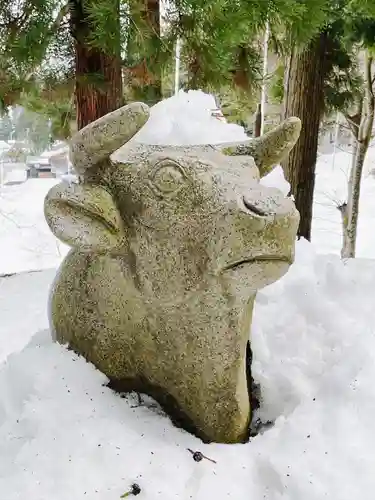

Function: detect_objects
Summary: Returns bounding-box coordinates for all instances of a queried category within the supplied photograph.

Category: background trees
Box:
[69,0,123,128]
[1,0,375,257]
[275,1,375,247]
[0,0,323,129]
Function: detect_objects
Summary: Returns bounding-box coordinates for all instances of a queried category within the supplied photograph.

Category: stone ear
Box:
[220,117,301,176]
[44,182,127,252]
[70,102,150,175]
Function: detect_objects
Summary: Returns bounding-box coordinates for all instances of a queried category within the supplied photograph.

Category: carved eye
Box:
[150,160,187,196]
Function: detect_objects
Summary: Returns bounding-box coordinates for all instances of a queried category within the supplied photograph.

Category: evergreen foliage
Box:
[2,0,373,134]
[0,0,338,112]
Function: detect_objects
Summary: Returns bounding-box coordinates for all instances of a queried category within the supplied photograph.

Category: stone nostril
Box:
[243,197,269,217]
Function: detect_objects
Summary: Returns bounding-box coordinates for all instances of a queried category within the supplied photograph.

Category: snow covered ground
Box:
[1,91,375,499]
[2,242,375,500]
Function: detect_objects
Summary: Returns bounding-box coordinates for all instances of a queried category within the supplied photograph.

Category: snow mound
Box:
[132,90,248,145]
[1,242,375,499]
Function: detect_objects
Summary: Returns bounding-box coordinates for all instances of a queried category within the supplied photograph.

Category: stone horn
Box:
[69,102,150,175]
[220,117,301,177]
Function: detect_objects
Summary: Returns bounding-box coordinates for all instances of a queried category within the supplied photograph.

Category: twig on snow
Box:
[187,448,217,464]
[121,483,141,497]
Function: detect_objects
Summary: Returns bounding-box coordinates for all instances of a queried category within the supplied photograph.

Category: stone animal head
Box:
[46,103,300,294]
[44,102,300,444]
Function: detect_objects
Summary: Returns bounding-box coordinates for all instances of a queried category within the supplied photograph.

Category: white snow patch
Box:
[132,89,248,145]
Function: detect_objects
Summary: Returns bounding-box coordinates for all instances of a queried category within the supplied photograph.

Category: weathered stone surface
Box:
[44,102,300,443]
[221,117,302,176]
[70,102,149,174]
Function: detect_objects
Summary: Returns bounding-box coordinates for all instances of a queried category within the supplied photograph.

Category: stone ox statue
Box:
[44,102,301,443]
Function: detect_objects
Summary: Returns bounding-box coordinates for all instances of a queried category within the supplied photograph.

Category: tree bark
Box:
[340,52,374,258]
[282,33,328,241]
[253,103,262,137]
[69,0,123,130]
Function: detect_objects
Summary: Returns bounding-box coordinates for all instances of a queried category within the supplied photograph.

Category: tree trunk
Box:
[254,103,262,137]
[340,53,374,258]
[69,0,123,130]
[339,143,367,258]
[282,32,328,241]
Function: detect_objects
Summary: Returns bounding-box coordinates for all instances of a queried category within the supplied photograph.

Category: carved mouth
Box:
[223,255,292,271]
